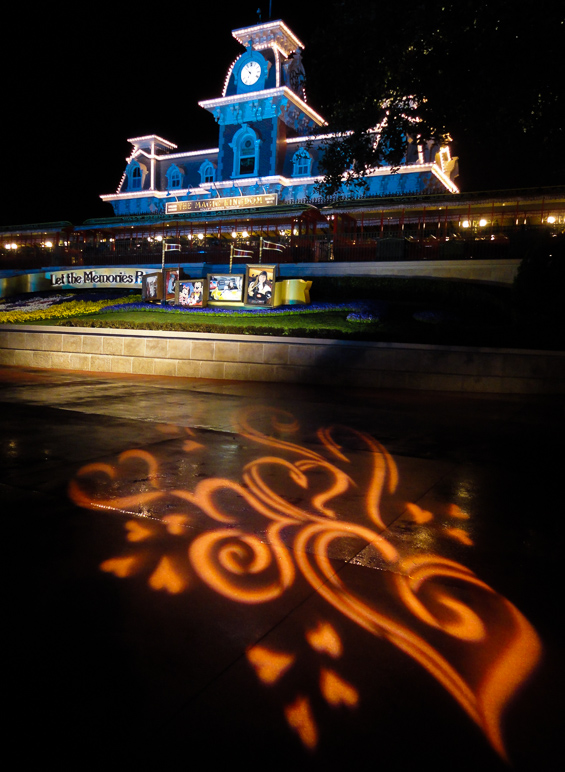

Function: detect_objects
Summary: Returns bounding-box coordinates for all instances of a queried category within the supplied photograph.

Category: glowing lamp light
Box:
[462,220,470,228]
[479,218,487,227]
[547,216,556,224]
[45,241,53,248]
[187,233,193,240]
[198,233,205,239]
[231,231,238,238]
[156,235,163,241]
[242,230,249,238]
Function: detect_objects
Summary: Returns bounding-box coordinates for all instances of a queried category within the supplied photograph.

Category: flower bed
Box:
[0,292,142,324]
[103,298,385,318]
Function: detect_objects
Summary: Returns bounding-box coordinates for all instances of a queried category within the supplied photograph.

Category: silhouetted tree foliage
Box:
[513,233,565,333]
[305,1,564,193]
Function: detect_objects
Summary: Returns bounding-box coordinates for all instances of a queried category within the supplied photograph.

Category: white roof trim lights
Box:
[127,135,178,150]
[161,148,219,161]
[222,59,239,97]
[431,165,459,194]
[232,20,304,56]
[101,191,189,201]
[200,87,325,126]
[286,132,352,144]
[102,161,458,203]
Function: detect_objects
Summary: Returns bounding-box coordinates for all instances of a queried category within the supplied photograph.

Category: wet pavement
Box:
[2,365,563,770]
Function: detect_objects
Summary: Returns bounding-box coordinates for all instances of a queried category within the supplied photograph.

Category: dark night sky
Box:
[2,2,562,228]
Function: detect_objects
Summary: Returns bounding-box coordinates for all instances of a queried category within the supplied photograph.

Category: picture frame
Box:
[176,278,207,308]
[142,271,163,302]
[207,273,244,304]
[244,264,277,307]
[164,267,180,304]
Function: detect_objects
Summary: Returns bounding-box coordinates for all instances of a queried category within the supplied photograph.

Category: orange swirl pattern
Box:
[68,405,542,762]
[189,526,295,603]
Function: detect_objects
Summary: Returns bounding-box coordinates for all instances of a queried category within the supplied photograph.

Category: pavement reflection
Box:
[2,366,563,770]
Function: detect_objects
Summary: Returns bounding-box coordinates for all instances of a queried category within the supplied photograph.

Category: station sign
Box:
[165,193,278,215]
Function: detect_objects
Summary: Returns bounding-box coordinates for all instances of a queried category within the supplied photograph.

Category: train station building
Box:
[1,18,562,275]
[100,19,458,220]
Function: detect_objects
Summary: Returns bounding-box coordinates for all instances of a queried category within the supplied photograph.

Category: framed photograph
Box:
[176,279,207,308]
[142,271,163,302]
[207,273,244,303]
[244,264,277,307]
[164,267,179,304]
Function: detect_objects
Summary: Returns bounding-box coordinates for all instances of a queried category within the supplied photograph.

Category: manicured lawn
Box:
[4,276,562,349]
[54,307,380,340]
[52,303,522,347]
[70,309,351,330]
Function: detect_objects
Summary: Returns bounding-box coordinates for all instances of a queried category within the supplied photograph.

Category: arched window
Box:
[292,149,311,177]
[239,136,256,175]
[131,165,141,190]
[166,165,182,189]
[231,125,260,178]
[199,161,216,185]
[125,160,148,191]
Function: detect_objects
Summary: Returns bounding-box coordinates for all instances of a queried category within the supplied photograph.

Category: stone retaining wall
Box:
[0,259,522,300]
[1,325,563,393]
[278,258,521,285]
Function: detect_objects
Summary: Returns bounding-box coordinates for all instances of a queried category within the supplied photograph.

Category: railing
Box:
[332,237,513,262]
[1,226,562,270]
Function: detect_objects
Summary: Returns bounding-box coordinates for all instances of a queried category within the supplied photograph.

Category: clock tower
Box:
[199,19,324,184]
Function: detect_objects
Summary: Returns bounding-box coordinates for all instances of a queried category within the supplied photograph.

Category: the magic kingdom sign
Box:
[165,193,278,215]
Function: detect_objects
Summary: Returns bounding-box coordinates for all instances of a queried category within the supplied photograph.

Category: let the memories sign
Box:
[50,268,147,288]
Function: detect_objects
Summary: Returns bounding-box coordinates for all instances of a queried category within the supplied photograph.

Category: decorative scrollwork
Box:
[189,527,295,604]
[68,406,542,762]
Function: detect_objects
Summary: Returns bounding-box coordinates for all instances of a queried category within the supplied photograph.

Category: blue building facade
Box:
[101,20,459,217]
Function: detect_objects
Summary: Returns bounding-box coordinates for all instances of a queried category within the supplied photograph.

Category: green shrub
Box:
[513,233,565,329]
[309,275,512,321]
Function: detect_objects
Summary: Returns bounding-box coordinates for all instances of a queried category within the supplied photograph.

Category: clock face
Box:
[241,60,261,86]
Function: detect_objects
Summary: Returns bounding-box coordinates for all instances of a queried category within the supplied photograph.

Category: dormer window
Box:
[199,161,216,185]
[131,165,141,189]
[166,165,183,190]
[293,149,312,177]
[125,160,147,191]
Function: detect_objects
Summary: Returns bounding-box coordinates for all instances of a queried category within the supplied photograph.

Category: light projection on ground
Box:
[68,406,541,762]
